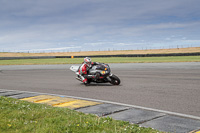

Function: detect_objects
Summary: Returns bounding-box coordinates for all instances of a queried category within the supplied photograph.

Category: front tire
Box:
[110,74,120,85]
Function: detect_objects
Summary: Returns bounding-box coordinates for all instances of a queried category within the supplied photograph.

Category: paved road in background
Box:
[0,62,200,117]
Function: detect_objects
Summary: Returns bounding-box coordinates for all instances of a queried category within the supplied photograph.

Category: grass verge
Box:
[0,56,200,65]
[0,96,160,133]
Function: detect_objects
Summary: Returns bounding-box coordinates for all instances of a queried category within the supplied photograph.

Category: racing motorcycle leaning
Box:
[70,63,120,85]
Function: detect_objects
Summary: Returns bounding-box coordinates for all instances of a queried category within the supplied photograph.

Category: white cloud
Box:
[16,46,82,52]
[0,0,200,52]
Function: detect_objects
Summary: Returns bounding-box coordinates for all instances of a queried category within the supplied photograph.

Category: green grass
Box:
[0,56,200,65]
[0,96,160,133]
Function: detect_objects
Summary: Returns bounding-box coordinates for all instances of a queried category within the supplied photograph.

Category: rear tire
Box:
[84,82,89,86]
[110,74,120,85]
[84,79,91,86]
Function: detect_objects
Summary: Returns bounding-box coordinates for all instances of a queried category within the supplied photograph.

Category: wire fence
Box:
[0,44,199,53]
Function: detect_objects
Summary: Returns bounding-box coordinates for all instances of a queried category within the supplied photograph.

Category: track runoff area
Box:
[1,89,200,133]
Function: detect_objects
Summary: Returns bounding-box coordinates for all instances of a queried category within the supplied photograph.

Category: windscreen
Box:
[95,64,106,70]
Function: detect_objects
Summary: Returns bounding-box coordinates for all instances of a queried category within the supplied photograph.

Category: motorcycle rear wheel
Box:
[110,74,120,85]
[84,79,91,86]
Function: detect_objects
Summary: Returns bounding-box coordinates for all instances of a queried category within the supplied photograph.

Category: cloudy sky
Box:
[0,0,200,52]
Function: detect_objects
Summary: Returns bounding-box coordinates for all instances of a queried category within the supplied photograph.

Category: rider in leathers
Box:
[78,57,99,85]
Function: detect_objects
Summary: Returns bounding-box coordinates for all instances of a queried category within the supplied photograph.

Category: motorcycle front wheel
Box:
[110,74,120,85]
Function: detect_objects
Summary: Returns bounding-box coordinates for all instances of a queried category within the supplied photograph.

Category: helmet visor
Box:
[86,62,91,67]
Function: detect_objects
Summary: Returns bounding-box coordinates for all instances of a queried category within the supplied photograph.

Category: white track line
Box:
[1,88,200,120]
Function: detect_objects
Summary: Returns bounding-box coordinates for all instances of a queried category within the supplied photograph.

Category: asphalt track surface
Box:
[0,62,200,117]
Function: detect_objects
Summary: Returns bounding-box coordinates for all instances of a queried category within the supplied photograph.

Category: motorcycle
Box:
[70,63,120,85]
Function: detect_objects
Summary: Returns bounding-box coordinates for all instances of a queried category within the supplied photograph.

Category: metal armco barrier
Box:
[0,56,57,60]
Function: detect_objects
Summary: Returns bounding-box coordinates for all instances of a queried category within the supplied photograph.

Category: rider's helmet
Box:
[84,57,92,67]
